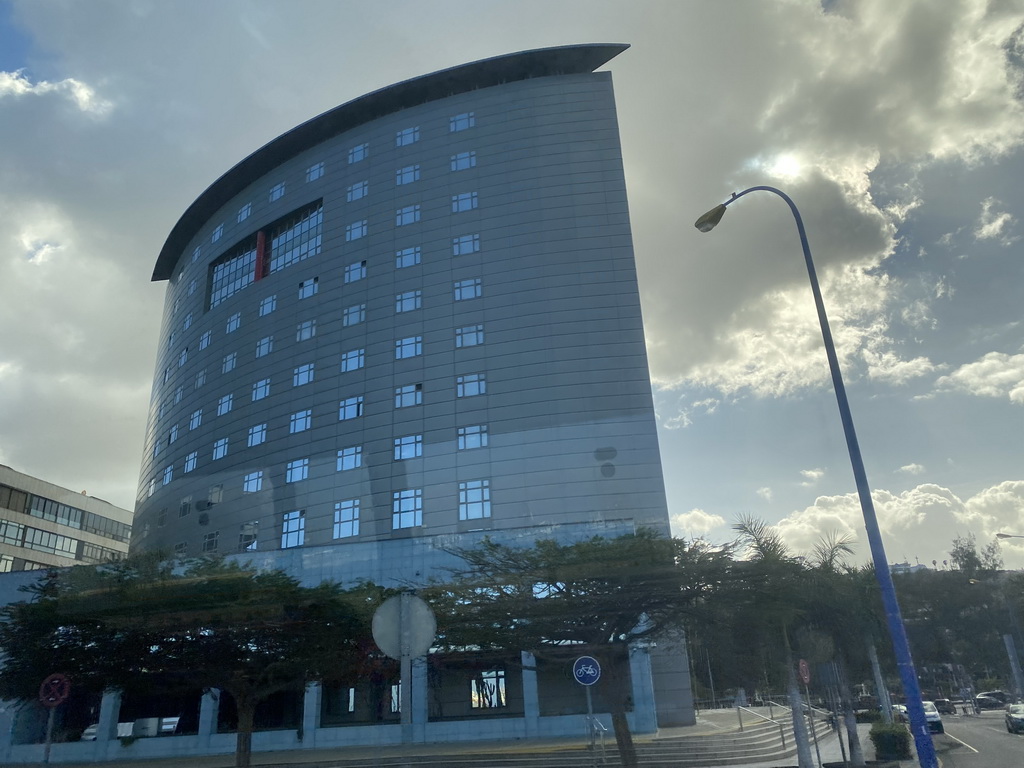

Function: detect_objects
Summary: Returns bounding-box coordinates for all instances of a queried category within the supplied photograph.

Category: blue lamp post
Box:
[695,186,938,768]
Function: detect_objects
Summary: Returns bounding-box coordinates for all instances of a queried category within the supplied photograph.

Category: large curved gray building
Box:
[133,43,672,562]
[96,44,697,758]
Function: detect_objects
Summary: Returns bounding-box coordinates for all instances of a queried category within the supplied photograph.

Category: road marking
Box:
[944,732,979,753]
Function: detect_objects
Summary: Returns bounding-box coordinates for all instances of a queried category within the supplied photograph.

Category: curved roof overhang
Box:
[152,43,629,281]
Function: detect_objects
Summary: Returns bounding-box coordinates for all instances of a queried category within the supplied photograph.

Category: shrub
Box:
[869,721,911,760]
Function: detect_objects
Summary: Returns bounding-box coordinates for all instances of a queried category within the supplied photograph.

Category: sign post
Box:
[39,673,70,764]
[573,655,602,760]
[372,594,436,744]
[798,660,822,767]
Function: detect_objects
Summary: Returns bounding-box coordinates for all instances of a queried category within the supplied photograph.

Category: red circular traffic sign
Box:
[39,674,70,709]
[798,659,811,685]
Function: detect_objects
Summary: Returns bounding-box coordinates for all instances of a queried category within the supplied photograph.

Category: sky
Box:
[0,0,1022,570]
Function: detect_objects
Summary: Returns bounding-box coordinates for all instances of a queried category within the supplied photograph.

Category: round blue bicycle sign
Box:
[573,655,601,686]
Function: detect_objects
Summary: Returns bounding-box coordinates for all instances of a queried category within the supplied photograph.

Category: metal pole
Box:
[708,187,938,768]
[42,707,55,765]
[399,593,413,744]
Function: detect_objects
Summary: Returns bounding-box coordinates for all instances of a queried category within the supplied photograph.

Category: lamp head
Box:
[694,204,727,233]
[996,533,1014,539]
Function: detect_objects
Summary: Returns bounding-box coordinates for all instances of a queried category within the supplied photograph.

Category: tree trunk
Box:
[235,699,255,768]
[836,656,865,766]
[606,652,638,768]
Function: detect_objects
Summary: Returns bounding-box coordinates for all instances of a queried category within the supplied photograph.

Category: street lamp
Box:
[694,186,938,768]
[997,533,1024,540]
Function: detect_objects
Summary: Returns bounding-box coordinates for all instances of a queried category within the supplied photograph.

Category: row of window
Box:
[0,519,124,563]
[184,110,475,287]
[0,484,132,543]
[154,409,490,492]
[172,476,490,556]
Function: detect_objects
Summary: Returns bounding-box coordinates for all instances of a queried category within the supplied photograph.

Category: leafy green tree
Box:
[0,554,384,768]
[424,530,732,768]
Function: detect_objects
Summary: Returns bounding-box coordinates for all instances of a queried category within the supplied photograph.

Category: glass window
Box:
[395,126,419,146]
[337,446,362,471]
[333,500,359,539]
[202,531,220,553]
[227,313,241,333]
[396,205,420,226]
[212,437,228,460]
[184,451,198,473]
[174,542,187,556]
[339,396,364,420]
[178,347,189,367]
[209,484,224,504]
[174,385,185,403]
[195,368,207,389]
[396,164,420,185]
[217,393,233,416]
[395,290,422,313]
[347,181,368,201]
[470,669,505,708]
[162,465,173,485]
[296,319,317,341]
[341,349,365,372]
[289,409,312,433]
[393,434,423,460]
[453,234,480,255]
[306,161,325,182]
[238,202,252,222]
[255,336,273,358]
[456,324,484,347]
[348,143,368,163]
[457,373,486,397]
[268,202,323,273]
[459,479,491,520]
[286,458,309,483]
[298,277,318,299]
[450,112,475,132]
[269,182,285,202]
[188,278,197,296]
[395,336,422,359]
[169,424,179,443]
[239,520,258,552]
[452,192,478,212]
[392,489,422,529]
[212,223,223,242]
[189,409,203,430]
[211,240,256,309]
[222,352,237,373]
[458,424,489,450]
[396,246,421,269]
[395,383,422,408]
[343,303,366,326]
[248,423,267,447]
[252,377,270,401]
[346,220,367,241]
[293,362,314,386]
[344,261,367,283]
[199,330,212,350]
[259,295,277,316]
[244,471,263,493]
[281,510,305,548]
[192,246,201,263]
[181,497,194,518]
[454,278,482,301]
[451,151,476,171]
[163,366,172,383]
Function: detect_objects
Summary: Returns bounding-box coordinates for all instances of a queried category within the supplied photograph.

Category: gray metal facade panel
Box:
[134,70,668,560]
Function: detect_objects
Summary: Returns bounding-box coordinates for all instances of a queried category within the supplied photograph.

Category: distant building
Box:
[0,464,131,575]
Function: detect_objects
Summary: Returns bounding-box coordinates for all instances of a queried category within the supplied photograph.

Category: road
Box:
[932,709,1023,767]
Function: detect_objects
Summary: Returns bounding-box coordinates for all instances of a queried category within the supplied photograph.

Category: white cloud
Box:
[800,468,825,486]
[897,463,926,475]
[973,196,1019,246]
[935,352,1024,403]
[757,487,773,502]
[862,349,938,385]
[670,508,727,537]
[773,481,1024,569]
[0,70,112,116]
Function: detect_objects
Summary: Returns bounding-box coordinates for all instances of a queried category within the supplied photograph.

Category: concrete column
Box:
[302,683,321,745]
[628,645,658,733]
[412,657,428,742]
[521,651,540,737]
[197,688,220,748]
[93,689,121,760]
